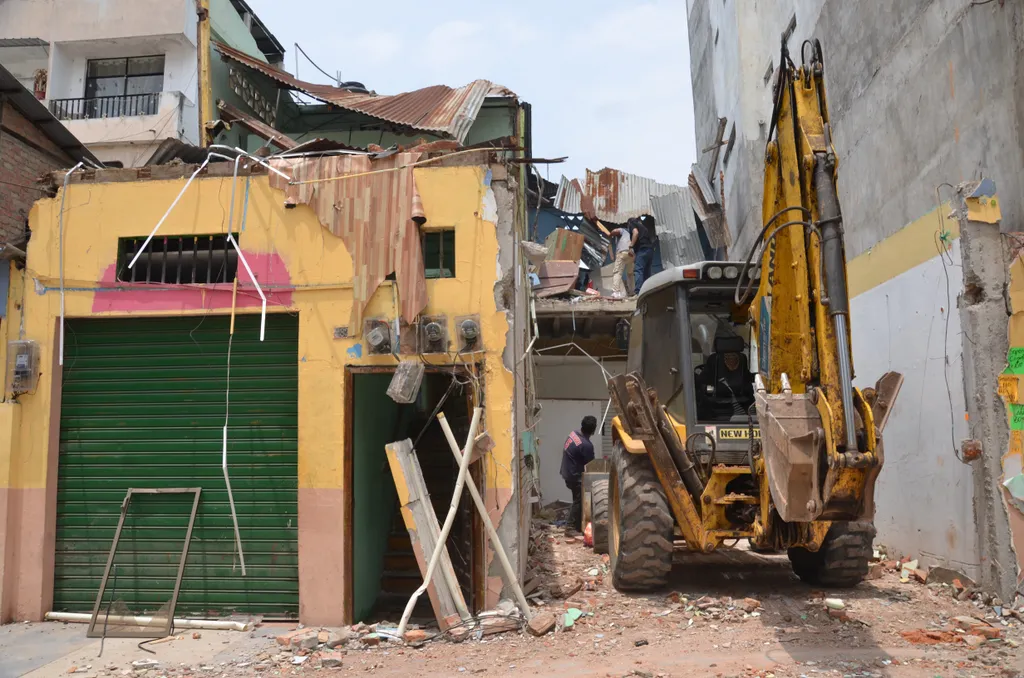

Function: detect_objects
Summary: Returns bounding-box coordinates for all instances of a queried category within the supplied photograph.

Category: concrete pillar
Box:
[957,181,1017,601]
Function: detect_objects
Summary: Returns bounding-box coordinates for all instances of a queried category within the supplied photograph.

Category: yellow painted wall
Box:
[0,164,516,620]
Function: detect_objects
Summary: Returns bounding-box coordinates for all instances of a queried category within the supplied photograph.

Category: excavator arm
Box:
[744,40,902,523]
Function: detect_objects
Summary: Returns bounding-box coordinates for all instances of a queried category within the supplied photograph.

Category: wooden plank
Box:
[385,439,470,630]
[217,100,297,150]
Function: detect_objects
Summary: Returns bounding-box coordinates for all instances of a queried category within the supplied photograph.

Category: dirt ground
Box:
[10,519,1023,678]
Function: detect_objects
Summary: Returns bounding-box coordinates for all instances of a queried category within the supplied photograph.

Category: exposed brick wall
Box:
[0,103,73,245]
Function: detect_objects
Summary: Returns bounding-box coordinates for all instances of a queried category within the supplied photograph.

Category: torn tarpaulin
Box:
[269,154,428,329]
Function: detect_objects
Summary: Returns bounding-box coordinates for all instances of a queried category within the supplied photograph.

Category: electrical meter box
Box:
[7,340,40,395]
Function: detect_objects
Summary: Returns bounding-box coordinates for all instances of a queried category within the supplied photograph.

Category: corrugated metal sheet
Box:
[269,154,427,328]
[650,190,704,267]
[584,168,686,223]
[215,42,512,143]
[554,176,582,214]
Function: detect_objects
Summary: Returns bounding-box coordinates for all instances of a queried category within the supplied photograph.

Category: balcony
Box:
[50,93,161,120]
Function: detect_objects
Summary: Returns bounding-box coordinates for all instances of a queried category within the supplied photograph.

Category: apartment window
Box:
[86,55,165,99]
[116,235,239,284]
[422,230,455,279]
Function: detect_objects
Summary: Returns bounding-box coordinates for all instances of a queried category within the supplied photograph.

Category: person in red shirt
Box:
[560,416,597,534]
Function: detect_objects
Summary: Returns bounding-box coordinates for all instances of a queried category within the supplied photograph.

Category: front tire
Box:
[591,479,609,554]
[788,521,876,587]
[609,441,674,591]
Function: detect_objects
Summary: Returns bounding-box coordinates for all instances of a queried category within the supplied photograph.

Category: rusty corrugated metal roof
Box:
[214,41,514,142]
[583,168,686,223]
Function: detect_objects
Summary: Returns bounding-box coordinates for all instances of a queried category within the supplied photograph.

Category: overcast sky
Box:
[245,0,697,187]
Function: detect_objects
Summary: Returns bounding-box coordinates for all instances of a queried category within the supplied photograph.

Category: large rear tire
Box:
[787,521,876,587]
[591,479,609,554]
[609,441,673,591]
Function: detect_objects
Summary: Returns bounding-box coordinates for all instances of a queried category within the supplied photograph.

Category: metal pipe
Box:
[396,407,482,637]
[45,612,251,632]
[58,162,85,366]
[834,315,857,450]
[437,413,533,622]
[814,153,857,450]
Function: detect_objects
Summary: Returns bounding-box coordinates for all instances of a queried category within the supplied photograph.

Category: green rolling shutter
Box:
[55,314,299,618]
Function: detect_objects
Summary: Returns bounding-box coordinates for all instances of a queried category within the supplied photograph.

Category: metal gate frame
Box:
[87,488,202,639]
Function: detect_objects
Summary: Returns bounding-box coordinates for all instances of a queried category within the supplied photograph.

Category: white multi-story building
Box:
[0,0,283,167]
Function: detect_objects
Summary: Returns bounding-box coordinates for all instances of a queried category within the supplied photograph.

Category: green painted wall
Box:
[463,102,517,146]
[208,0,279,150]
[352,374,402,622]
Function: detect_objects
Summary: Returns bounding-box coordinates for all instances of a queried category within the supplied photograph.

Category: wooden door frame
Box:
[343,364,484,624]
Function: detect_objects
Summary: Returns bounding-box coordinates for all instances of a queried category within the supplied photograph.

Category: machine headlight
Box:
[752,266,762,280]
[706,266,723,280]
[724,266,739,279]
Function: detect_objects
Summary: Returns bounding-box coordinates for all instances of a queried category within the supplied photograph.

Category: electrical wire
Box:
[294,42,339,83]
[934,183,965,462]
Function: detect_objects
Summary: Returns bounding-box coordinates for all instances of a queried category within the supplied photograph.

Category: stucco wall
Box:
[850,237,979,579]
[0,163,520,625]
[687,0,1024,259]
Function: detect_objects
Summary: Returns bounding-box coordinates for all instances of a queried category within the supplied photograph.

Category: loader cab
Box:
[627,262,761,457]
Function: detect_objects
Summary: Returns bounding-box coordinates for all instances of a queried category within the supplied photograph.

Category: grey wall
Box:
[687,0,1024,257]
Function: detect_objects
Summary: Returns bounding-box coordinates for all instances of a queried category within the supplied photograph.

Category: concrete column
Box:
[957,182,1017,601]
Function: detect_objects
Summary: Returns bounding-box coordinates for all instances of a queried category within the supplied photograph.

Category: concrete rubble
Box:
[6,519,1022,677]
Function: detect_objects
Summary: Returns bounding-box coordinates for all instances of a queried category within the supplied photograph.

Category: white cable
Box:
[222,333,245,575]
[227,234,266,341]
[127,152,235,269]
[58,162,85,366]
[397,407,482,637]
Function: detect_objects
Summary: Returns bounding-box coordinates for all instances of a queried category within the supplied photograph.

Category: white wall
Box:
[850,242,980,580]
[534,399,608,505]
[533,356,626,504]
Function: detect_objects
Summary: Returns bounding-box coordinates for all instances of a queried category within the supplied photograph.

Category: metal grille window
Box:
[423,230,455,279]
[116,235,239,284]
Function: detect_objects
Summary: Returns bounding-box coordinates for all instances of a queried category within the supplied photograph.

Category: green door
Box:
[55,314,299,618]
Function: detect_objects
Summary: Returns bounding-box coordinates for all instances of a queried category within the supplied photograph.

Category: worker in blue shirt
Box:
[560,415,597,535]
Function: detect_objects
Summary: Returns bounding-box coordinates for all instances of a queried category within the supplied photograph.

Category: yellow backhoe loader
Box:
[601,39,904,590]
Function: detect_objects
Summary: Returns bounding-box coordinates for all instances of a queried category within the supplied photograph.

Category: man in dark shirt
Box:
[630,215,657,295]
[560,415,597,534]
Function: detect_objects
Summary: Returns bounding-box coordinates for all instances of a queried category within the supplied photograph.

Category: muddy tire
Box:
[787,521,876,587]
[609,441,673,591]
[591,479,609,554]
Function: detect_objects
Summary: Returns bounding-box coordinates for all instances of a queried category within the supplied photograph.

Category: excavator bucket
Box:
[754,389,824,523]
[755,371,903,524]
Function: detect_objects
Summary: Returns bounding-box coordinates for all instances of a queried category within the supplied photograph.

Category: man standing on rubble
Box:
[607,224,635,298]
[630,215,657,295]
[560,415,597,536]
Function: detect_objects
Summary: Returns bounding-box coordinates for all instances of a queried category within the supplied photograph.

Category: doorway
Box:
[348,369,480,624]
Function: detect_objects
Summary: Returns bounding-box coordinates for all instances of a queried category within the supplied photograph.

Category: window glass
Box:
[689,293,754,423]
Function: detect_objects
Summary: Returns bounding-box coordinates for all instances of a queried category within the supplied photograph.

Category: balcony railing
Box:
[49,93,161,121]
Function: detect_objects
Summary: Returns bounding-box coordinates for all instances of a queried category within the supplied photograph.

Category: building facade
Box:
[0,152,531,625]
[687,0,1024,599]
[0,0,281,167]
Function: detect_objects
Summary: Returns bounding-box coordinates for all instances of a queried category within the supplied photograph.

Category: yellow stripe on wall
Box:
[847,203,959,298]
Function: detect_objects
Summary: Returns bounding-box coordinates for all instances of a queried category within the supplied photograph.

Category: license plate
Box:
[717,427,761,440]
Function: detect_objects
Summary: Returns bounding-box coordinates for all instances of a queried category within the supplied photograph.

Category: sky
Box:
[244,0,697,187]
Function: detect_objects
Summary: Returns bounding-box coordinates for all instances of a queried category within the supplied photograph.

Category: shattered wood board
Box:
[385,439,470,630]
[535,261,579,299]
[544,229,585,262]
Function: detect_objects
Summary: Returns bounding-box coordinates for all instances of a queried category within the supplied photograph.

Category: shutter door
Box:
[55,314,299,618]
